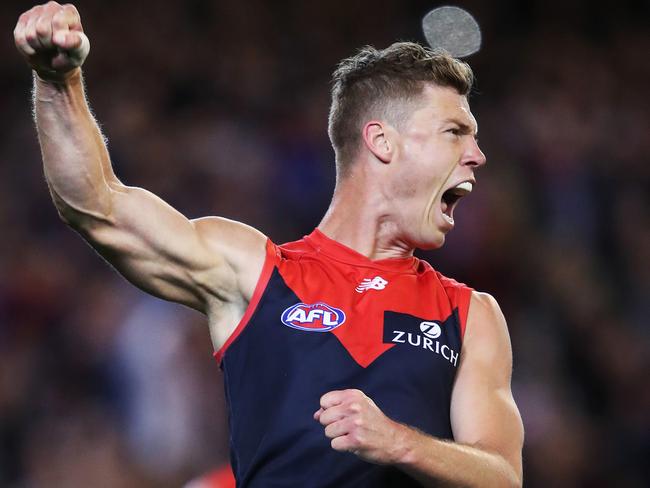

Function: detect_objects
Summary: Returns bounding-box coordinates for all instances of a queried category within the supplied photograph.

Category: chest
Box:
[224,267,462,437]
[247,262,463,374]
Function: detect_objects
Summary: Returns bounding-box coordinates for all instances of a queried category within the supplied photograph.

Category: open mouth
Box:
[440,181,473,225]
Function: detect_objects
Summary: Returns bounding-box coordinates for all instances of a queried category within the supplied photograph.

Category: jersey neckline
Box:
[303,229,420,273]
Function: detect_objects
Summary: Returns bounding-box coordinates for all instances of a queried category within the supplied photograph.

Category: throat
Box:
[317,220,414,261]
[317,179,414,259]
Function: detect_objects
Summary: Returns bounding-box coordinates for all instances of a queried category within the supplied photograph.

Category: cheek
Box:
[391,174,418,198]
[394,139,450,201]
[393,169,446,203]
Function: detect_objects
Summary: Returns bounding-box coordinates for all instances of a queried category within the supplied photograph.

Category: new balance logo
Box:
[355,276,388,293]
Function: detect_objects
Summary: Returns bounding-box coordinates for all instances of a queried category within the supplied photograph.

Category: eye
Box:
[446,127,461,136]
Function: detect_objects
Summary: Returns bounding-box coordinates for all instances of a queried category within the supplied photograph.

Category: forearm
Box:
[33,68,117,224]
[394,425,521,488]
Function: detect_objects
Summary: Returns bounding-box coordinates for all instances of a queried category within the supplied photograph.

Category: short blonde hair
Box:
[328,42,474,176]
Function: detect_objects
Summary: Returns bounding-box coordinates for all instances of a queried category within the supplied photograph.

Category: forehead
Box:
[413,84,478,131]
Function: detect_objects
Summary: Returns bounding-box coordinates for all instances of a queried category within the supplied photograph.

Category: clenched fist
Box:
[14,1,89,80]
[314,389,410,465]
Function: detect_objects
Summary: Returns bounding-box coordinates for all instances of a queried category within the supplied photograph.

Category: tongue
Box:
[441,199,449,214]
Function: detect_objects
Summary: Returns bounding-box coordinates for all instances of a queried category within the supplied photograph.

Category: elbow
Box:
[52,190,116,231]
[55,205,75,226]
[508,479,522,488]
[52,193,81,227]
[505,467,523,488]
[490,453,522,488]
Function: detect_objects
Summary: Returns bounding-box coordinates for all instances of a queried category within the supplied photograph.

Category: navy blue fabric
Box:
[221,269,462,487]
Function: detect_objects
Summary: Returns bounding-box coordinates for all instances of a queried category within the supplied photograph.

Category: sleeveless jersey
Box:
[215,229,473,487]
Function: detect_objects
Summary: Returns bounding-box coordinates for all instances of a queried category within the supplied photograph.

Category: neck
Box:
[318,169,413,260]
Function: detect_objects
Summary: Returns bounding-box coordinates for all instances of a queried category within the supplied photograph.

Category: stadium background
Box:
[1,0,648,486]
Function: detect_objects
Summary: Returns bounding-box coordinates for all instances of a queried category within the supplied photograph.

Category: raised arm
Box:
[14,2,266,318]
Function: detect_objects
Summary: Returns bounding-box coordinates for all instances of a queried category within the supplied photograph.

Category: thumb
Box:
[51,31,90,70]
[52,30,87,52]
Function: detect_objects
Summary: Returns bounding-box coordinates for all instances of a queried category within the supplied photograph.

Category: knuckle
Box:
[348,432,362,446]
[35,23,49,37]
[53,10,70,25]
[349,402,361,413]
[332,437,350,451]
[64,4,80,16]
[51,18,65,30]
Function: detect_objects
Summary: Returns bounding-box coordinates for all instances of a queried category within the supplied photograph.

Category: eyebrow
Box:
[442,118,478,136]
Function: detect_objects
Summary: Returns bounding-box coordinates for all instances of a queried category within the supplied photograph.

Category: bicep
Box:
[73,184,265,312]
[450,292,524,478]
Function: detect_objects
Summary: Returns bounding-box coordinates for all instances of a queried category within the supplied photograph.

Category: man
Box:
[14,2,524,487]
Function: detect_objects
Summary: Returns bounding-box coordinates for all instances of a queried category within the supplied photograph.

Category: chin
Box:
[413,231,446,251]
[426,238,446,250]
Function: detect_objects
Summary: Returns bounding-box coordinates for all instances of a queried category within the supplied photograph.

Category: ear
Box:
[362,121,393,164]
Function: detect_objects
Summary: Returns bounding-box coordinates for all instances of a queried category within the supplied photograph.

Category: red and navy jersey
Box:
[215,229,473,487]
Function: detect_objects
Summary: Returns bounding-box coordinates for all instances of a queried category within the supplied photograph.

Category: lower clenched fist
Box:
[13,1,89,80]
[314,388,410,465]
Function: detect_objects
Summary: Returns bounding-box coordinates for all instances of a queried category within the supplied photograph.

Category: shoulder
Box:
[191,216,269,301]
[192,216,267,264]
[463,291,512,369]
[468,291,504,323]
[192,215,266,247]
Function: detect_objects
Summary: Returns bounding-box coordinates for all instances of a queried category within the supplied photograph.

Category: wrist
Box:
[34,67,82,85]
[390,422,420,467]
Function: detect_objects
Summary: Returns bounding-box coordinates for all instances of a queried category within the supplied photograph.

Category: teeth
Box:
[454,181,473,193]
[442,213,454,225]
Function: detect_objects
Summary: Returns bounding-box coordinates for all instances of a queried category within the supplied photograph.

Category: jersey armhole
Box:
[213,238,277,364]
[458,287,473,342]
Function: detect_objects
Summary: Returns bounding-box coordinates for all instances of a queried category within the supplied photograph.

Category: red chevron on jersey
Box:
[265,229,472,368]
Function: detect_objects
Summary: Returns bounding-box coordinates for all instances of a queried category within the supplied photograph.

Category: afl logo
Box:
[281,302,346,332]
[420,321,442,339]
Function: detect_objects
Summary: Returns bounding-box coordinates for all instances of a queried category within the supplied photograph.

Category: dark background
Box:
[1,0,648,486]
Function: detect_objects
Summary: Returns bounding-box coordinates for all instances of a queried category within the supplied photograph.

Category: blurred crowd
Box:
[1,0,648,486]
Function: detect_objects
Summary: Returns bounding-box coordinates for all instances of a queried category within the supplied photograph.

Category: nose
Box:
[461,137,486,168]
